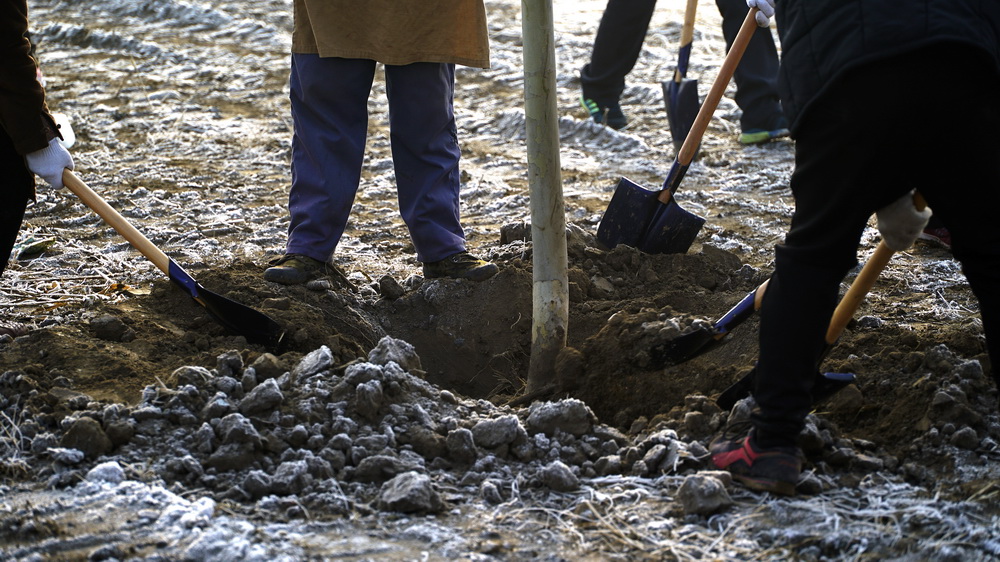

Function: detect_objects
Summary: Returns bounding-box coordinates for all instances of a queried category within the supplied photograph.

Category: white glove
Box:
[876,190,932,251]
[747,0,776,27]
[24,138,74,189]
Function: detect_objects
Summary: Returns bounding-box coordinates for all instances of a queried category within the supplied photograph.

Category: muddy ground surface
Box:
[2,0,998,560]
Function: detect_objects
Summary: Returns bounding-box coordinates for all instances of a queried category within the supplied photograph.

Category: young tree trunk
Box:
[521,0,568,393]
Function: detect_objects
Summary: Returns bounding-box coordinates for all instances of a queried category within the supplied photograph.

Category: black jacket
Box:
[1,0,53,155]
[776,0,1000,134]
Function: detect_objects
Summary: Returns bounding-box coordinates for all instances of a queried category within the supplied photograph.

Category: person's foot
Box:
[423,251,498,282]
[710,431,801,496]
[918,226,952,250]
[263,254,329,285]
[580,95,627,130]
[739,115,790,145]
[0,320,30,339]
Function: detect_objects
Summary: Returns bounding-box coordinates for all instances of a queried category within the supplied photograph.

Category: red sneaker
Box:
[918,226,952,250]
[710,432,801,496]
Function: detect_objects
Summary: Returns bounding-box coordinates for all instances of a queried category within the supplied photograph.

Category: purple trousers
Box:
[285,54,467,263]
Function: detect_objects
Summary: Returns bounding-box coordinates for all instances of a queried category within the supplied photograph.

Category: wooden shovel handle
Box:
[676,8,758,166]
[62,169,171,275]
[825,192,928,344]
[679,0,699,49]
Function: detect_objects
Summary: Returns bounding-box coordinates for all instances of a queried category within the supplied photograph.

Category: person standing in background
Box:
[579,0,788,145]
[264,0,499,285]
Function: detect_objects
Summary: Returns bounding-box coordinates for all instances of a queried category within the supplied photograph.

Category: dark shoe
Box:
[423,251,498,282]
[739,115,790,145]
[263,254,328,285]
[580,96,627,130]
[710,431,801,496]
[918,226,952,250]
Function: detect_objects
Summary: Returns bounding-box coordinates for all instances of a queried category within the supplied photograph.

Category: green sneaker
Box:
[423,251,498,282]
[263,254,328,285]
[580,95,627,130]
[739,116,791,145]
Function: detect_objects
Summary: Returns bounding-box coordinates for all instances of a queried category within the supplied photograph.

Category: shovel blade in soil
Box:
[597,177,705,254]
[168,261,284,348]
[649,328,718,368]
[649,285,762,368]
[716,369,856,411]
[663,78,700,155]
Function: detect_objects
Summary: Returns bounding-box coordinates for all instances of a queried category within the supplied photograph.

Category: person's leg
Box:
[908,48,1000,396]
[715,0,785,142]
[579,0,657,127]
[1,131,34,278]
[283,54,375,262]
[384,62,497,281]
[384,62,466,263]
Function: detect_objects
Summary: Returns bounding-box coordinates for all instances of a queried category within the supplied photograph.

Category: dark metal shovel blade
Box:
[649,285,761,368]
[596,178,661,250]
[663,78,700,154]
[636,197,706,254]
[716,369,856,411]
[168,261,285,349]
[596,177,705,255]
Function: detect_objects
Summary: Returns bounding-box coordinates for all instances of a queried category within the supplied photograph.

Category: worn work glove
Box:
[746,0,775,27]
[24,138,74,189]
[876,190,932,251]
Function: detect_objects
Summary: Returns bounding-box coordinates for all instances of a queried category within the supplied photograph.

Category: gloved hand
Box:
[746,0,776,27]
[24,138,74,189]
[876,190,932,251]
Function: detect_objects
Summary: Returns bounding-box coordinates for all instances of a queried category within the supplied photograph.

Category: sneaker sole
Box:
[424,263,498,282]
[739,128,790,145]
[733,473,796,496]
[263,269,311,285]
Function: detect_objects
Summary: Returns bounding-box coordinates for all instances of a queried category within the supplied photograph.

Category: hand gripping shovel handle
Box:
[61,170,284,348]
[660,8,759,204]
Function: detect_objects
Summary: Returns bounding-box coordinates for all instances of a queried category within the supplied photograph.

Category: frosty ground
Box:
[1,0,998,560]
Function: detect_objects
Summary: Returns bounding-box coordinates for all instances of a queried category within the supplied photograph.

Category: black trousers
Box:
[753,44,1000,447]
[580,0,782,130]
[1,130,33,277]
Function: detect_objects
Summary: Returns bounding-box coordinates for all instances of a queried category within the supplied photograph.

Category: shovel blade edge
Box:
[596,178,661,250]
[637,199,706,254]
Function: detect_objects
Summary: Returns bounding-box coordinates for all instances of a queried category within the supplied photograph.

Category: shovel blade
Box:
[648,328,717,368]
[663,78,700,154]
[637,197,705,254]
[597,177,705,254]
[596,178,661,250]
[168,261,285,349]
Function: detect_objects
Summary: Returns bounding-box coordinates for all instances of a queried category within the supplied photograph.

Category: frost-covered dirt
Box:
[2,0,998,560]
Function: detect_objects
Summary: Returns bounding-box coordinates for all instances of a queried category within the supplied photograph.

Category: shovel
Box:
[716,239,900,410]
[650,279,768,368]
[596,8,759,254]
[662,0,700,154]
[62,170,285,349]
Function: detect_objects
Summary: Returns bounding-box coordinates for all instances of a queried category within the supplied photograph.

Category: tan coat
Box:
[292,0,490,69]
